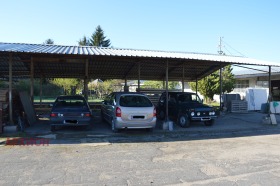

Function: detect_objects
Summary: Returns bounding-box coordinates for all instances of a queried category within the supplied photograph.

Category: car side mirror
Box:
[201,99,204,103]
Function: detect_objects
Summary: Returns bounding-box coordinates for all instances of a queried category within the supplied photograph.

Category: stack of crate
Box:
[231,100,248,113]
[0,89,9,126]
[0,89,23,125]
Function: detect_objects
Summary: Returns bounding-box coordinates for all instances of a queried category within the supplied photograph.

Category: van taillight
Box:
[50,113,57,117]
[116,107,121,117]
[153,107,156,117]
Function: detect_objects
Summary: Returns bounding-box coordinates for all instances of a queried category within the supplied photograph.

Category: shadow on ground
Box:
[1,111,280,146]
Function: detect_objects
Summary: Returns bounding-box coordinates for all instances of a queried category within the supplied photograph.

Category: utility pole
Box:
[218,37,224,111]
[218,37,224,55]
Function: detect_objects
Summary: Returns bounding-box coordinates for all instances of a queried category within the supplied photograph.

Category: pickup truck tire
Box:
[178,114,190,128]
[204,119,215,126]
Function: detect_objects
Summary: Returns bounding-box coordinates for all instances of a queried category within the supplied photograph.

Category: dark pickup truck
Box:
[157,92,217,127]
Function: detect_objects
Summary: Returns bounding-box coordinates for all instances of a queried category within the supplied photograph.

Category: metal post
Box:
[40,76,42,107]
[30,57,34,104]
[220,65,223,111]
[165,60,169,122]
[196,77,198,101]
[9,53,13,124]
[138,62,140,92]
[84,59,89,100]
[269,66,271,100]
[124,77,128,92]
[182,64,185,92]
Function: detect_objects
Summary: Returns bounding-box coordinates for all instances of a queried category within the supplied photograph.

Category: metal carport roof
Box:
[0,42,279,81]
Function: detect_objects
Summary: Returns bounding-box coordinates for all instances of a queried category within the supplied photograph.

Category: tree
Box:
[43,39,54,44]
[143,80,180,90]
[78,36,91,46]
[78,25,111,47]
[189,65,235,101]
[221,65,235,94]
[51,78,79,95]
[90,25,111,47]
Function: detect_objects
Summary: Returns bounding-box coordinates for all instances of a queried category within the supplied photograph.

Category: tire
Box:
[204,119,215,126]
[111,119,119,133]
[177,114,190,128]
[51,125,56,132]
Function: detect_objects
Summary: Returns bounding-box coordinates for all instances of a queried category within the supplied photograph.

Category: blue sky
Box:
[1,0,280,64]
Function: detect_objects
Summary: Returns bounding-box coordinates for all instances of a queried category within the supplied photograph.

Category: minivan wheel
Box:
[111,119,119,133]
[178,114,190,128]
[204,119,215,126]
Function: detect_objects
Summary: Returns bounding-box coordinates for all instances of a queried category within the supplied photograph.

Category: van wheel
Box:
[205,119,215,126]
[111,119,119,133]
[178,114,190,128]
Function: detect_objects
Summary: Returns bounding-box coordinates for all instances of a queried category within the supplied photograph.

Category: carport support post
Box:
[84,59,89,100]
[40,76,42,107]
[137,62,140,92]
[165,60,169,122]
[30,57,34,104]
[182,64,185,92]
[219,65,223,111]
[269,66,272,101]
[196,78,198,95]
[8,53,13,125]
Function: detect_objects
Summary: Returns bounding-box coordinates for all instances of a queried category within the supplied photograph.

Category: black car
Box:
[49,95,92,131]
[157,92,217,127]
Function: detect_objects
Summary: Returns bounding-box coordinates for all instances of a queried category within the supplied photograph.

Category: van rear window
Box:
[120,95,153,107]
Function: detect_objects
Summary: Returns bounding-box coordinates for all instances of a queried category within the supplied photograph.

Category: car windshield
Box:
[120,95,153,107]
[55,97,86,107]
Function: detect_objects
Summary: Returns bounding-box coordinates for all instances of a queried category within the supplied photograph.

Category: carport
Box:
[0,42,279,125]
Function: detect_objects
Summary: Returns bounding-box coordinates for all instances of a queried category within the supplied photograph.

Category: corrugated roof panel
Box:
[0,42,279,67]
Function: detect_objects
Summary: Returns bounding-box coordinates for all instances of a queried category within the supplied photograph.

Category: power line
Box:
[222,39,246,57]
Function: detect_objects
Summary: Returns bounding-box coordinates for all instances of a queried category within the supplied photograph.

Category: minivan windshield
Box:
[120,95,153,107]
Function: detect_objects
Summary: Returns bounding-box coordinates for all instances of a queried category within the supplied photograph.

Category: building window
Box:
[256,81,268,88]
[235,80,249,88]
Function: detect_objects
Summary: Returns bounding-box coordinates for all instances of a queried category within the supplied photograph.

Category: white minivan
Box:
[101,92,157,132]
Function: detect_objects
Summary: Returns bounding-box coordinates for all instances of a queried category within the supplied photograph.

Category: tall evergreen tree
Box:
[90,25,111,47]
